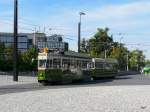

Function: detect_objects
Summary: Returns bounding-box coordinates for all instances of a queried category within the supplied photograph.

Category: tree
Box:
[0,42,5,60]
[80,27,133,70]
[20,48,38,71]
[0,43,14,71]
[81,27,114,58]
[0,42,5,70]
[80,38,88,53]
[144,60,150,66]
[129,50,145,71]
[110,45,128,70]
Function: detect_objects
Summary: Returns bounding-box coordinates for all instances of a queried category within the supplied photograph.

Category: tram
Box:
[38,48,92,84]
[37,48,118,85]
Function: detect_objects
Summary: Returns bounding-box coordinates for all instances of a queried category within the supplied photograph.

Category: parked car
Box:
[142,65,150,74]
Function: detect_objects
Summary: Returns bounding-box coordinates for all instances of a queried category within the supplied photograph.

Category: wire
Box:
[0,17,40,28]
[0,21,34,31]
[112,32,150,36]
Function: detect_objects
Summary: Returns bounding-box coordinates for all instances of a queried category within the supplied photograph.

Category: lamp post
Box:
[120,37,123,48]
[78,12,86,53]
[13,0,18,81]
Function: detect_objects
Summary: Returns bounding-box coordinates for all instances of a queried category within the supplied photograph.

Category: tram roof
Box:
[105,58,118,64]
[92,58,105,62]
[93,58,118,64]
[48,51,91,59]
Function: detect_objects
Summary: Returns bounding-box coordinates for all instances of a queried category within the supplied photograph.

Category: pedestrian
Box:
[140,67,145,80]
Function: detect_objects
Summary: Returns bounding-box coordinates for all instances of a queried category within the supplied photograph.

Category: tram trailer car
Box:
[90,58,118,79]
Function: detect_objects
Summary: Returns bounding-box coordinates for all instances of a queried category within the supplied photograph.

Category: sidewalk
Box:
[0,75,37,86]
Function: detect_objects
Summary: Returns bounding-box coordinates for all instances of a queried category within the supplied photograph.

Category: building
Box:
[27,33,46,47]
[0,32,46,52]
[38,34,69,51]
[0,33,69,52]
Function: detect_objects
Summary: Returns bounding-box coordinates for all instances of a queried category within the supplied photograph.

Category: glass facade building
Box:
[0,33,28,52]
[0,33,69,52]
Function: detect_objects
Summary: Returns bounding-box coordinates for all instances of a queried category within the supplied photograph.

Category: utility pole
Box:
[13,0,18,81]
[34,27,36,46]
[126,53,129,71]
[78,12,86,53]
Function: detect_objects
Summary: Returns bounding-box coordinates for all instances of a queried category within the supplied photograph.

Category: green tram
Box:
[38,51,92,84]
[38,50,118,85]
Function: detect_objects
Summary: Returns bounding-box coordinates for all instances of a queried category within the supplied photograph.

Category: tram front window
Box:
[39,60,47,68]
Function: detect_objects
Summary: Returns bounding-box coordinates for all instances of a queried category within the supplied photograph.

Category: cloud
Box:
[87,1,150,21]
[39,1,150,53]
[78,1,150,57]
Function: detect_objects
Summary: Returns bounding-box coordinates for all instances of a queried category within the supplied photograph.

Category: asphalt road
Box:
[0,74,150,95]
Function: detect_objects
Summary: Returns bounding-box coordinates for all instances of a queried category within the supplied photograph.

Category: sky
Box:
[1,0,150,59]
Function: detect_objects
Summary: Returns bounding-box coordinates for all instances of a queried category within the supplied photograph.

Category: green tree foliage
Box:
[0,42,5,70]
[0,44,38,71]
[82,28,113,57]
[144,60,150,66]
[4,47,13,70]
[80,27,147,71]
[110,46,128,70]
[20,48,38,71]
[80,38,88,53]
[129,50,145,71]
[0,42,5,60]
[0,43,13,71]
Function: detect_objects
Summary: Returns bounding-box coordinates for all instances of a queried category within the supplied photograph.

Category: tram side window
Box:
[77,60,82,68]
[105,63,113,70]
[62,59,70,70]
[53,59,61,69]
[82,61,88,69]
[87,62,94,69]
[39,60,47,68]
[47,59,53,68]
[70,59,77,69]
[95,62,104,69]
[112,63,118,70]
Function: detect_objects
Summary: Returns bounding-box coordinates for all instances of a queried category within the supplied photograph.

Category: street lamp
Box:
[79,12,86,23]
[78,12,86,53]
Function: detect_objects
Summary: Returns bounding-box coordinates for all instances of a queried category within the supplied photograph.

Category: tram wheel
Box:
[110,76,115,79]
[41,81,48,86]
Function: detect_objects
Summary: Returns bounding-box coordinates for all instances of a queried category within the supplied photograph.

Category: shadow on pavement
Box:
[0,74,150,95]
